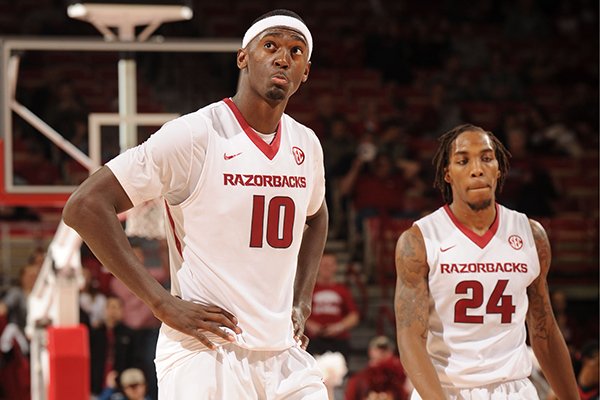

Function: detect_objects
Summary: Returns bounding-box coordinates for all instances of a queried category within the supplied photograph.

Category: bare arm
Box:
[292,200,329,347]
[526,219,579,400]
[63,166,240,348]
[394,225,446,399]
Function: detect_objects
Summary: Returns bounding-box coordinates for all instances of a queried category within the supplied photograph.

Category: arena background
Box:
[0,0,597,399]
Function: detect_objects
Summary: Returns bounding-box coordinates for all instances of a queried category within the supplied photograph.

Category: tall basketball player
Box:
[394,124,579,399]
[63,9,329,400]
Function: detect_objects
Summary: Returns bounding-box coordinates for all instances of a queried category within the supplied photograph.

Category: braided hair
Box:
[432,124,511,204]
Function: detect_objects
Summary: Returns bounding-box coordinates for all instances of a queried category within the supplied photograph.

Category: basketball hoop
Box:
[67,3,193,41]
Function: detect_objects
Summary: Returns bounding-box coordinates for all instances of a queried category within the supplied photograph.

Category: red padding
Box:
[47,325,90,400]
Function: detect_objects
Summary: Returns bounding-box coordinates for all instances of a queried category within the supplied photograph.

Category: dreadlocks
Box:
[432,124,511,204]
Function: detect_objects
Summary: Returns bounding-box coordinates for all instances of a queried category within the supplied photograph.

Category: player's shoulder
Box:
[414,206,445,225]
[161,101,223,142]
[282,113,321,144]
[497,203,532,222]
[180,102,219,128]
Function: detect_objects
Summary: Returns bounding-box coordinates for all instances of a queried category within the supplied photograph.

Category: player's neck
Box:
[448,201,497,236]
[231,91,287,134]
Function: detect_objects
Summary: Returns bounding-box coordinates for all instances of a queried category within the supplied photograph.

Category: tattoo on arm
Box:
[527,219,553,341]
[395,227,429,339]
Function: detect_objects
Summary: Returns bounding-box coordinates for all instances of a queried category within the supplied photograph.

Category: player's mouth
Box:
[271,73,289,86]
[468,183,491,191]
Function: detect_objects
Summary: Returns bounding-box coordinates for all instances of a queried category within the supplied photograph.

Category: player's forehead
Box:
[255,26,307,45]
[451,130,494,155]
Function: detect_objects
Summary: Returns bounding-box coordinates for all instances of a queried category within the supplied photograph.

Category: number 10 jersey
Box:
[107,98,325,381]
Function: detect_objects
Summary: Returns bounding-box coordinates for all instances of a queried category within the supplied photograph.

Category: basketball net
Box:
[124,198,166,240]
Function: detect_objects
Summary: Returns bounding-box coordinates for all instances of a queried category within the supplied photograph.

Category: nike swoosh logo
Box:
[224,152,242,160]
[440,245,456,252]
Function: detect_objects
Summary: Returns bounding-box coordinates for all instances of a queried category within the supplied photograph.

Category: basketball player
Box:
[394,124,579,399]
[63,9,329,400]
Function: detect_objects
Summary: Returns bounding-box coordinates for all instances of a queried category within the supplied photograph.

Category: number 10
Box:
[250,195,295,248]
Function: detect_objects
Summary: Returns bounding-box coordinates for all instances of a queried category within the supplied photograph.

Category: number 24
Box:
[454,280,515,324]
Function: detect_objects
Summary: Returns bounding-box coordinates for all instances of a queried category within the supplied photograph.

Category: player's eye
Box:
[292,46,304,55]
[456,159,468,165]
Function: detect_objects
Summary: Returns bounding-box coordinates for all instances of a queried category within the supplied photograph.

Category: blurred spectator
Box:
[306,252,359,363]
[0,259,40,400]
[417,82,463,138]
[527,106,583,158]
[79,265,107,328]
[500,125,559,217]
[576,340,599,400]
[110,239,167,400]
[340,151,416,240]
[351,100,384,138]
[311,93,345,140]
[321,116,357,239]
[345,336,408,400]
[479,50,523,101]
[99,368,151,400]
[0,262,41,350]
[550,290,580,356]
[89,295,137,398]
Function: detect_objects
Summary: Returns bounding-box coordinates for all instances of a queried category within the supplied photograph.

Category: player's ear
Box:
[444,168,451,183]
[301,61,311,83]
[237,48,248,70]
[496,170,501,178]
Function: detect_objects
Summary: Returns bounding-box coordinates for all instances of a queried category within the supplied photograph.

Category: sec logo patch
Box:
[508,235,523,250]
[292,146,305,165]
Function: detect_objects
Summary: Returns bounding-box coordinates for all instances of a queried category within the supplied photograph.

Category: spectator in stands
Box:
[321,116,357,239]
[110,239,167,400]
[310,93,345,140]
[89,295,137,398]
[0,256,41,400]
[340,151,415,240]
[305,251,359,363]
[0,261,41,354]
[550,289,579,356]
[99,368,151,400]
[418,82,463,138]
[576,340,599,400]
[500,125,559,217]
[528,106,583,158]
[80,264,107,328]
[345,335,408,400]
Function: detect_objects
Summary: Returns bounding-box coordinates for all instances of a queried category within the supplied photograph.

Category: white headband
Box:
[242,15,313,60]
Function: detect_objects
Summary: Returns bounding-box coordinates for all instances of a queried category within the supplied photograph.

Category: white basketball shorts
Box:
[410,378,539,400]
[157,342,328,400]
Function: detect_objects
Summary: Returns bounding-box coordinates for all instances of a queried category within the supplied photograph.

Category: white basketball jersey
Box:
[414,204,540,388]
[160,98,324,351]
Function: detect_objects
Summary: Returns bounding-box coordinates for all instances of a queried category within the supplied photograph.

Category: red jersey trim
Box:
[164,200,183,258]
[223,98,281,160]
[443,203,500,249]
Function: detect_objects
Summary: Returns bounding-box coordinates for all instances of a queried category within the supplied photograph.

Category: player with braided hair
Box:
[394,124,578,399]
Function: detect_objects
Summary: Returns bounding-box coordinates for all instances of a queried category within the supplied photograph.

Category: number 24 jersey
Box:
[414,204,540,388]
